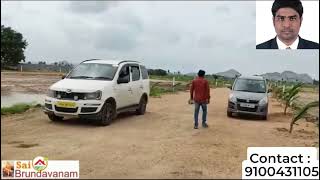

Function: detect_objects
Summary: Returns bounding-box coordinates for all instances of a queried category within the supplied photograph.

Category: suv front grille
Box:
[81,107,98,113]
[237,98,259,104]
[55,91,85,100]
[55,106,78,113]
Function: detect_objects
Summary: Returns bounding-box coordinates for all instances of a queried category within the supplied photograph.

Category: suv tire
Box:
[227,111,232,117]
[136,96,147,115]
[98,102,115,126]
[262,115,267,120]
[48,114,63,121]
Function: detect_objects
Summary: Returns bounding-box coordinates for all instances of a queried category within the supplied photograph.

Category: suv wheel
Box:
[48,114,63,121]
[136,96,147,115]
[99,102,115,126]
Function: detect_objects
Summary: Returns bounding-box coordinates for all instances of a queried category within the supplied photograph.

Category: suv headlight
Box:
[84,90,102,100]
[258,96,268,105]
[229,93,237,103]
[47,89,55,98]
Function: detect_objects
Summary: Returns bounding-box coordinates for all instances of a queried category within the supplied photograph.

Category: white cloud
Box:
[1,1,318,79]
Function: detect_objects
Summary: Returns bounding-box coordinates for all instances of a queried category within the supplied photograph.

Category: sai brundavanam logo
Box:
[32,156,48,172]
[2,156,79,179]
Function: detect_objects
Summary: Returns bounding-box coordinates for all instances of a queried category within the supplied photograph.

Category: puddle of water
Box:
[1,93,46,108]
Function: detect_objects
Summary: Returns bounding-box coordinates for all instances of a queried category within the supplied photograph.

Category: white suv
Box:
[43,59,150,126]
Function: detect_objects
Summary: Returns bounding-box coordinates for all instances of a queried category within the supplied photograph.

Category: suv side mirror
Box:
[117,77,129,84]
[226,84,232,89]
[61,74,66,79]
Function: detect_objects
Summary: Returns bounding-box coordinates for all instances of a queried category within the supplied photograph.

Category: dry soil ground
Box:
[1,72,319,178]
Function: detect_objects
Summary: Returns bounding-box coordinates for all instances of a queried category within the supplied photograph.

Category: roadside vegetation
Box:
[289,101,319,133]
[149,74,234,97]
[269,81,319,133]
[150,81,187,97]
[1,103,41,115]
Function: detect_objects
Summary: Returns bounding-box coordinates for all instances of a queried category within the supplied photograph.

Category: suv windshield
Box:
[66,63,118,80]
[233,78,266,93]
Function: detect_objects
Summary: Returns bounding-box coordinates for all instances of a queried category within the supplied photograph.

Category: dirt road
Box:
[1,88,319,179]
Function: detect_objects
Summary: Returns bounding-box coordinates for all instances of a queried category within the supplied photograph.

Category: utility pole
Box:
[172,77,175,92]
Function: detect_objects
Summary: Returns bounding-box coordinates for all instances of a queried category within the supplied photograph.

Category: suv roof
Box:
[82,59,141,65]
[237,75,265,80]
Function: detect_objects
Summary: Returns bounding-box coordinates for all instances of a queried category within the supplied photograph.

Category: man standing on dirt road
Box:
[190,70,210,129]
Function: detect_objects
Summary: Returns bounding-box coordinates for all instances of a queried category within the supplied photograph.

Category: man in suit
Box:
[256,0,319,49]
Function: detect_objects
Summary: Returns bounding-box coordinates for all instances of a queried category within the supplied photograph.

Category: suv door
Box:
[130,65,143,104]
[115,65,133,108]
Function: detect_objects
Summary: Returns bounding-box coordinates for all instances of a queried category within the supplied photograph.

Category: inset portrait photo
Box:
[256,0,319,49]
[2,161,14,177]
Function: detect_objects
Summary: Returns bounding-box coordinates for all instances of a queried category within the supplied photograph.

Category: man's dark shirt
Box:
[256,36,319,49]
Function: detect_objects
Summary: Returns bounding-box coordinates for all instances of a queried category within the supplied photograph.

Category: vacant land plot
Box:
[2,73,319,178]
[1,71,62,95]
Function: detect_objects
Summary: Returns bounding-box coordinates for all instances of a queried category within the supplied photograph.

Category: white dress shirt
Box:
[277,36,299,50]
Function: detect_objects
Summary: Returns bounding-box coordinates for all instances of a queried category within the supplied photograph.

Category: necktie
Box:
[286,47,291,49]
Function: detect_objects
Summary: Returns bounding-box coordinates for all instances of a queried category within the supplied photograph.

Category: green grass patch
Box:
[150,75,194,82]
[1,102,41,115]
[150,83,187,97]
[150,86,171,97]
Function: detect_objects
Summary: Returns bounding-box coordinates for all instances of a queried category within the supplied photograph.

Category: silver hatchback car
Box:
[227,76,270,120]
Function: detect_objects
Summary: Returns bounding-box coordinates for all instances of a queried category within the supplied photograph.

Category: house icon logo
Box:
[32,156,48,172]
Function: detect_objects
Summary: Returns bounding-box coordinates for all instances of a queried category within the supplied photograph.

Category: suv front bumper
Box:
[227,100,268,116]
[43,96,104,118]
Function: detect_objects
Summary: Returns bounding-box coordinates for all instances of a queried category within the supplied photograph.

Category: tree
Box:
[212,74,218,86]
[147,69,167,76]
[212,74,218,80]
[1,25,28,69]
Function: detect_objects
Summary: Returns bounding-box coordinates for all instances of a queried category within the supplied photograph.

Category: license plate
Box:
[55,101,76,108]
[240,103,255,108]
